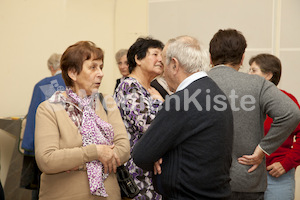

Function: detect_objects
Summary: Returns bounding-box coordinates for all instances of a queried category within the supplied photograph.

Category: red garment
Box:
[265,89,300,172]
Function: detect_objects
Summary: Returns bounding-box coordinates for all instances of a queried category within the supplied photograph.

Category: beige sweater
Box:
[35,94,130,200]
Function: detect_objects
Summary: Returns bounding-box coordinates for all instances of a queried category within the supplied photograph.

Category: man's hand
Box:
[238,145,265,173]
[97,144,121,174]
[267,162,286,178]
[154,158,163,175]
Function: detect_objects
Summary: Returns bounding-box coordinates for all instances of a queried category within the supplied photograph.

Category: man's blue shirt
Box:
[22,73,65,155]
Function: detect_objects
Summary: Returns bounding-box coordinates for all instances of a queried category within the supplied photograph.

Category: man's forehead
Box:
[162,46,167,55]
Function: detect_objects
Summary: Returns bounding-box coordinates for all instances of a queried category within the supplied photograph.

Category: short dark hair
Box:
[60,41,104,87]
[127,37,164,73]
[209,29,247,66]
[249,54,282,86]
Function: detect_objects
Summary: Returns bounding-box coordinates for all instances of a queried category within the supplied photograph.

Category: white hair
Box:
[165,36,208,73]
[47,53,62,71]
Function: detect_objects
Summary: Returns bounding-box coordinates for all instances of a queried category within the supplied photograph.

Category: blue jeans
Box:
[264,168,295,200]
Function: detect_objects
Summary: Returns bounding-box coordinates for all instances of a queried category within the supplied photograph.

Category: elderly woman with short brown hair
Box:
[35,41,130,200]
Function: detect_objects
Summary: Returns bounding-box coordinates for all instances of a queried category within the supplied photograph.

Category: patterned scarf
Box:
[66,87,114,197]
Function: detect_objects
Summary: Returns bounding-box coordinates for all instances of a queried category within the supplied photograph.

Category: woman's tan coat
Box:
[35,94,130,200]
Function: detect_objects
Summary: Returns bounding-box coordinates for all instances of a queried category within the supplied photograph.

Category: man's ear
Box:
[172,58,180,73]
[240,53,245,66]
[49,66,55,75]
[68,69,77,82]
[209,54,213,65]
[135,55,141,66]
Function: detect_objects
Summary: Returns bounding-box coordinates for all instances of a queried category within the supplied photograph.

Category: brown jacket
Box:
[35,94,130,200]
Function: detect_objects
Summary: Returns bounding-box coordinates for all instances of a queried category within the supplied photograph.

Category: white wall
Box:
[279,0,300,103]
[149,0,300,199]
[149,0,300,100]
[0,0,148,192]
[0,0,148,118]
[114,0,149,85]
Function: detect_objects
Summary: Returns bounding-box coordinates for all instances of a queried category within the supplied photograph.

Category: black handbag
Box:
[116,165,139,198]
[98,93,139,198]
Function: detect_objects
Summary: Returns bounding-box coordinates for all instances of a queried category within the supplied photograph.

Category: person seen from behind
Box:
[208,28,300,200]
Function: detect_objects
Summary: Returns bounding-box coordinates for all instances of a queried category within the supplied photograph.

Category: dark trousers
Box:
[230,192,264,200]
[20,155,41,200]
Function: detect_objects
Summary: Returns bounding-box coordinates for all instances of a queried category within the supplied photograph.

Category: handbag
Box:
[98,93,139,198]
[116,165,139,198]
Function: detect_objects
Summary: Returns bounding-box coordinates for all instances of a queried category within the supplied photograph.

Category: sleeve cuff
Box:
[258,144,270,156]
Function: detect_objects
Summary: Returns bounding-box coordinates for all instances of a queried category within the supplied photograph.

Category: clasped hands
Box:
[67,144,120,174]
[97,144,121,174]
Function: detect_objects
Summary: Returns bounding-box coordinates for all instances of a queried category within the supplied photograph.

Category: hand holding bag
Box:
[98,93,139,198]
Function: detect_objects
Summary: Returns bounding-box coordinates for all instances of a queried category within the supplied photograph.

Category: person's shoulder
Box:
[35,74,63,85]
[38,94,65,113]
[190,75,213,87]
[280,89,300,106]
[101,93,113,101]
[239,73,276,96]
[208,65,265,84]
[119,77,142,90]
[122,76,137,84]
[53,73,64,80]
[280,89,296,98]
[233,68,268,85]
[34,75,53,86]
[37,98,53,112]
[208,65,241,80]
[99,93,119,112]
[239,71,265,81]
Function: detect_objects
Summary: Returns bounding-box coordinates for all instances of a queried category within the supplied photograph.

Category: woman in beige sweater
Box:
[35,41,130,200]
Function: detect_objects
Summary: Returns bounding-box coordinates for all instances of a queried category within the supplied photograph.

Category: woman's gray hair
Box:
[115,49,128,63]
[47,53,62,71]
[165,36,208,73]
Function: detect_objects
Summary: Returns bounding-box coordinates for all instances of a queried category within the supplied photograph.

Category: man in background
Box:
[208,28,300,199]
[21,53,65,199]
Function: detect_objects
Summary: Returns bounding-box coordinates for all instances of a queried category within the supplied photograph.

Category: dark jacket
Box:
[133,76,233,200]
